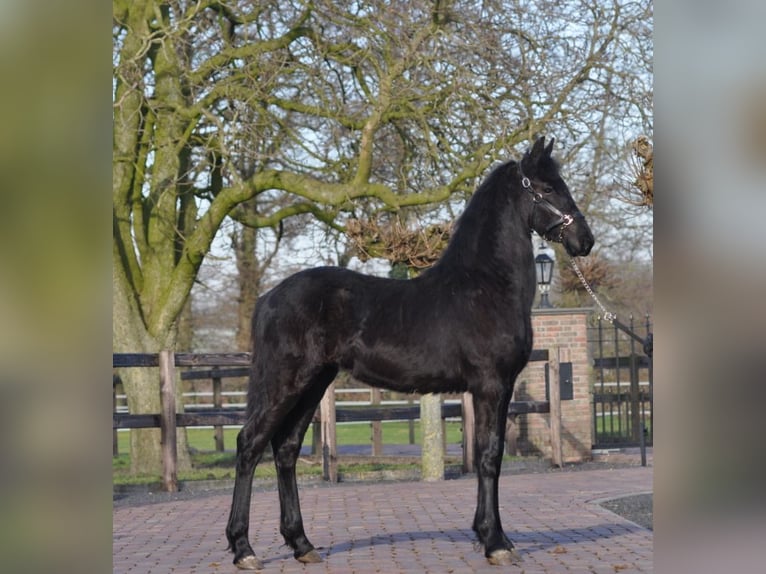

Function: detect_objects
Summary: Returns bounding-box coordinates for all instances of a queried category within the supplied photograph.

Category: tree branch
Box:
[189,6,313,84]
[230,201,344,231]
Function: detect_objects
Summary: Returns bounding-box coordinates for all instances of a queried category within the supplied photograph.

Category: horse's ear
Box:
[544,137,555,157]
[530,136,546,161]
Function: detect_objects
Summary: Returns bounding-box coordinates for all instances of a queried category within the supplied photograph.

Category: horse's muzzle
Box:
[563,224,594,257]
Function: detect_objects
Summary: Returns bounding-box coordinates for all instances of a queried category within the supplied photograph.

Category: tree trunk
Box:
[113,267,191,475]
[123,367,166,476]
[116,352,192,476]
[233,223,260,352]
[176,296,194,352]
[115,347,192,475]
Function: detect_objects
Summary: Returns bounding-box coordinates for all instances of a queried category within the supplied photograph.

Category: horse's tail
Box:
[245,295,269,410]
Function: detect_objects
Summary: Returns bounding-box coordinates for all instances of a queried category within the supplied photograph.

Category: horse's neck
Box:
[430,188,533,278]
[494,198,535,268]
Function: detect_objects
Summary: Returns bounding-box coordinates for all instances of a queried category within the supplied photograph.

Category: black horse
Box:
[226,136,594,569]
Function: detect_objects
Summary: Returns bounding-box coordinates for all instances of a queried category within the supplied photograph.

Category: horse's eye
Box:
[543,185,555,194]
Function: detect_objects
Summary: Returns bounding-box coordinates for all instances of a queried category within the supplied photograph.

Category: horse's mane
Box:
[425,160,519,273]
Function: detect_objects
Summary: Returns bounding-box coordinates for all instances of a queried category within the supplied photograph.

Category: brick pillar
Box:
[513,309,593,463]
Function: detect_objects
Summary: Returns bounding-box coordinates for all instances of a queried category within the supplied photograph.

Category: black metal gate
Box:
[589,315,653,448]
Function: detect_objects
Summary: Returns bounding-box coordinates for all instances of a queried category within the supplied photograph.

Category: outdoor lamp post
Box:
[535,252,554,308]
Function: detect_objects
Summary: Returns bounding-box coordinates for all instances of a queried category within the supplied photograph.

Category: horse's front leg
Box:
[471,389,522,566]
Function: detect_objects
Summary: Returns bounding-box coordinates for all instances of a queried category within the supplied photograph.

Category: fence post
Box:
[548,347,563,468]
[505,414,518,457]
[442,415,448,454]
[113,375,120,457]
[371,387,382,456]
[159,350,178,492]
[629,353,641,444]
[311,418,320,455]
[421,393,444,481]
[212,367,224,451]
[320,382,337,482]
[461,392,475,473]
[408,397,416,444]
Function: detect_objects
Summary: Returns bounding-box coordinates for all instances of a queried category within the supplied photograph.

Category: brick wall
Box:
[507,308,593,462]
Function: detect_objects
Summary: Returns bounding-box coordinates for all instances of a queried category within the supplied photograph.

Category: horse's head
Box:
[519,136,594,257]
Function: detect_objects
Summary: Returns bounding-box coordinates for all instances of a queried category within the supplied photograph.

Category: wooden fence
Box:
[113,350,558,492]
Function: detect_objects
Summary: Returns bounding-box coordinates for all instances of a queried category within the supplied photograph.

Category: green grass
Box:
[113,451,297,485]
[594,414,652,441]
[114,421,463,454]
[114,421,464,486]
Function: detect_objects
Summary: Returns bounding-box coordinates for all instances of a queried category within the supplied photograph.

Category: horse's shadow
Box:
[260,522,647,564]
[324,528,475,556]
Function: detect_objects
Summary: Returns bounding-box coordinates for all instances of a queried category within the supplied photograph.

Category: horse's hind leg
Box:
[271,365,337,564]
[225,398,280,571]
[225,414,270,570]
[226,365,302,570]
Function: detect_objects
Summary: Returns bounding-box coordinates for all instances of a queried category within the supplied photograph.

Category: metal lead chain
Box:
[570,257,616,323]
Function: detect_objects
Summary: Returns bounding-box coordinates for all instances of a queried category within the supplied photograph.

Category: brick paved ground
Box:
[113,466,652,573]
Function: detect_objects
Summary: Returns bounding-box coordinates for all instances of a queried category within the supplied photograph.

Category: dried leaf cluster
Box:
[346,218,452,271]
[616,135,653,208]
[559,254,614,293]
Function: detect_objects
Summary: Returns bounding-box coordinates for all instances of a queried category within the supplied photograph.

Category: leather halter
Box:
[518,163,583,242]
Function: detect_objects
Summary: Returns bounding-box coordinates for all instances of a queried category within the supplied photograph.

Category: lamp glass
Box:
[534,253,554,286]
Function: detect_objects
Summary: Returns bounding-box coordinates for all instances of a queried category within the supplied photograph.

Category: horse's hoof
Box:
[235,554,264,570]
[487,548,523,565]
[297,549,323,563]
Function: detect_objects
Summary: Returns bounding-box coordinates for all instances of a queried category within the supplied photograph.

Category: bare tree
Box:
[113,0,652,473]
